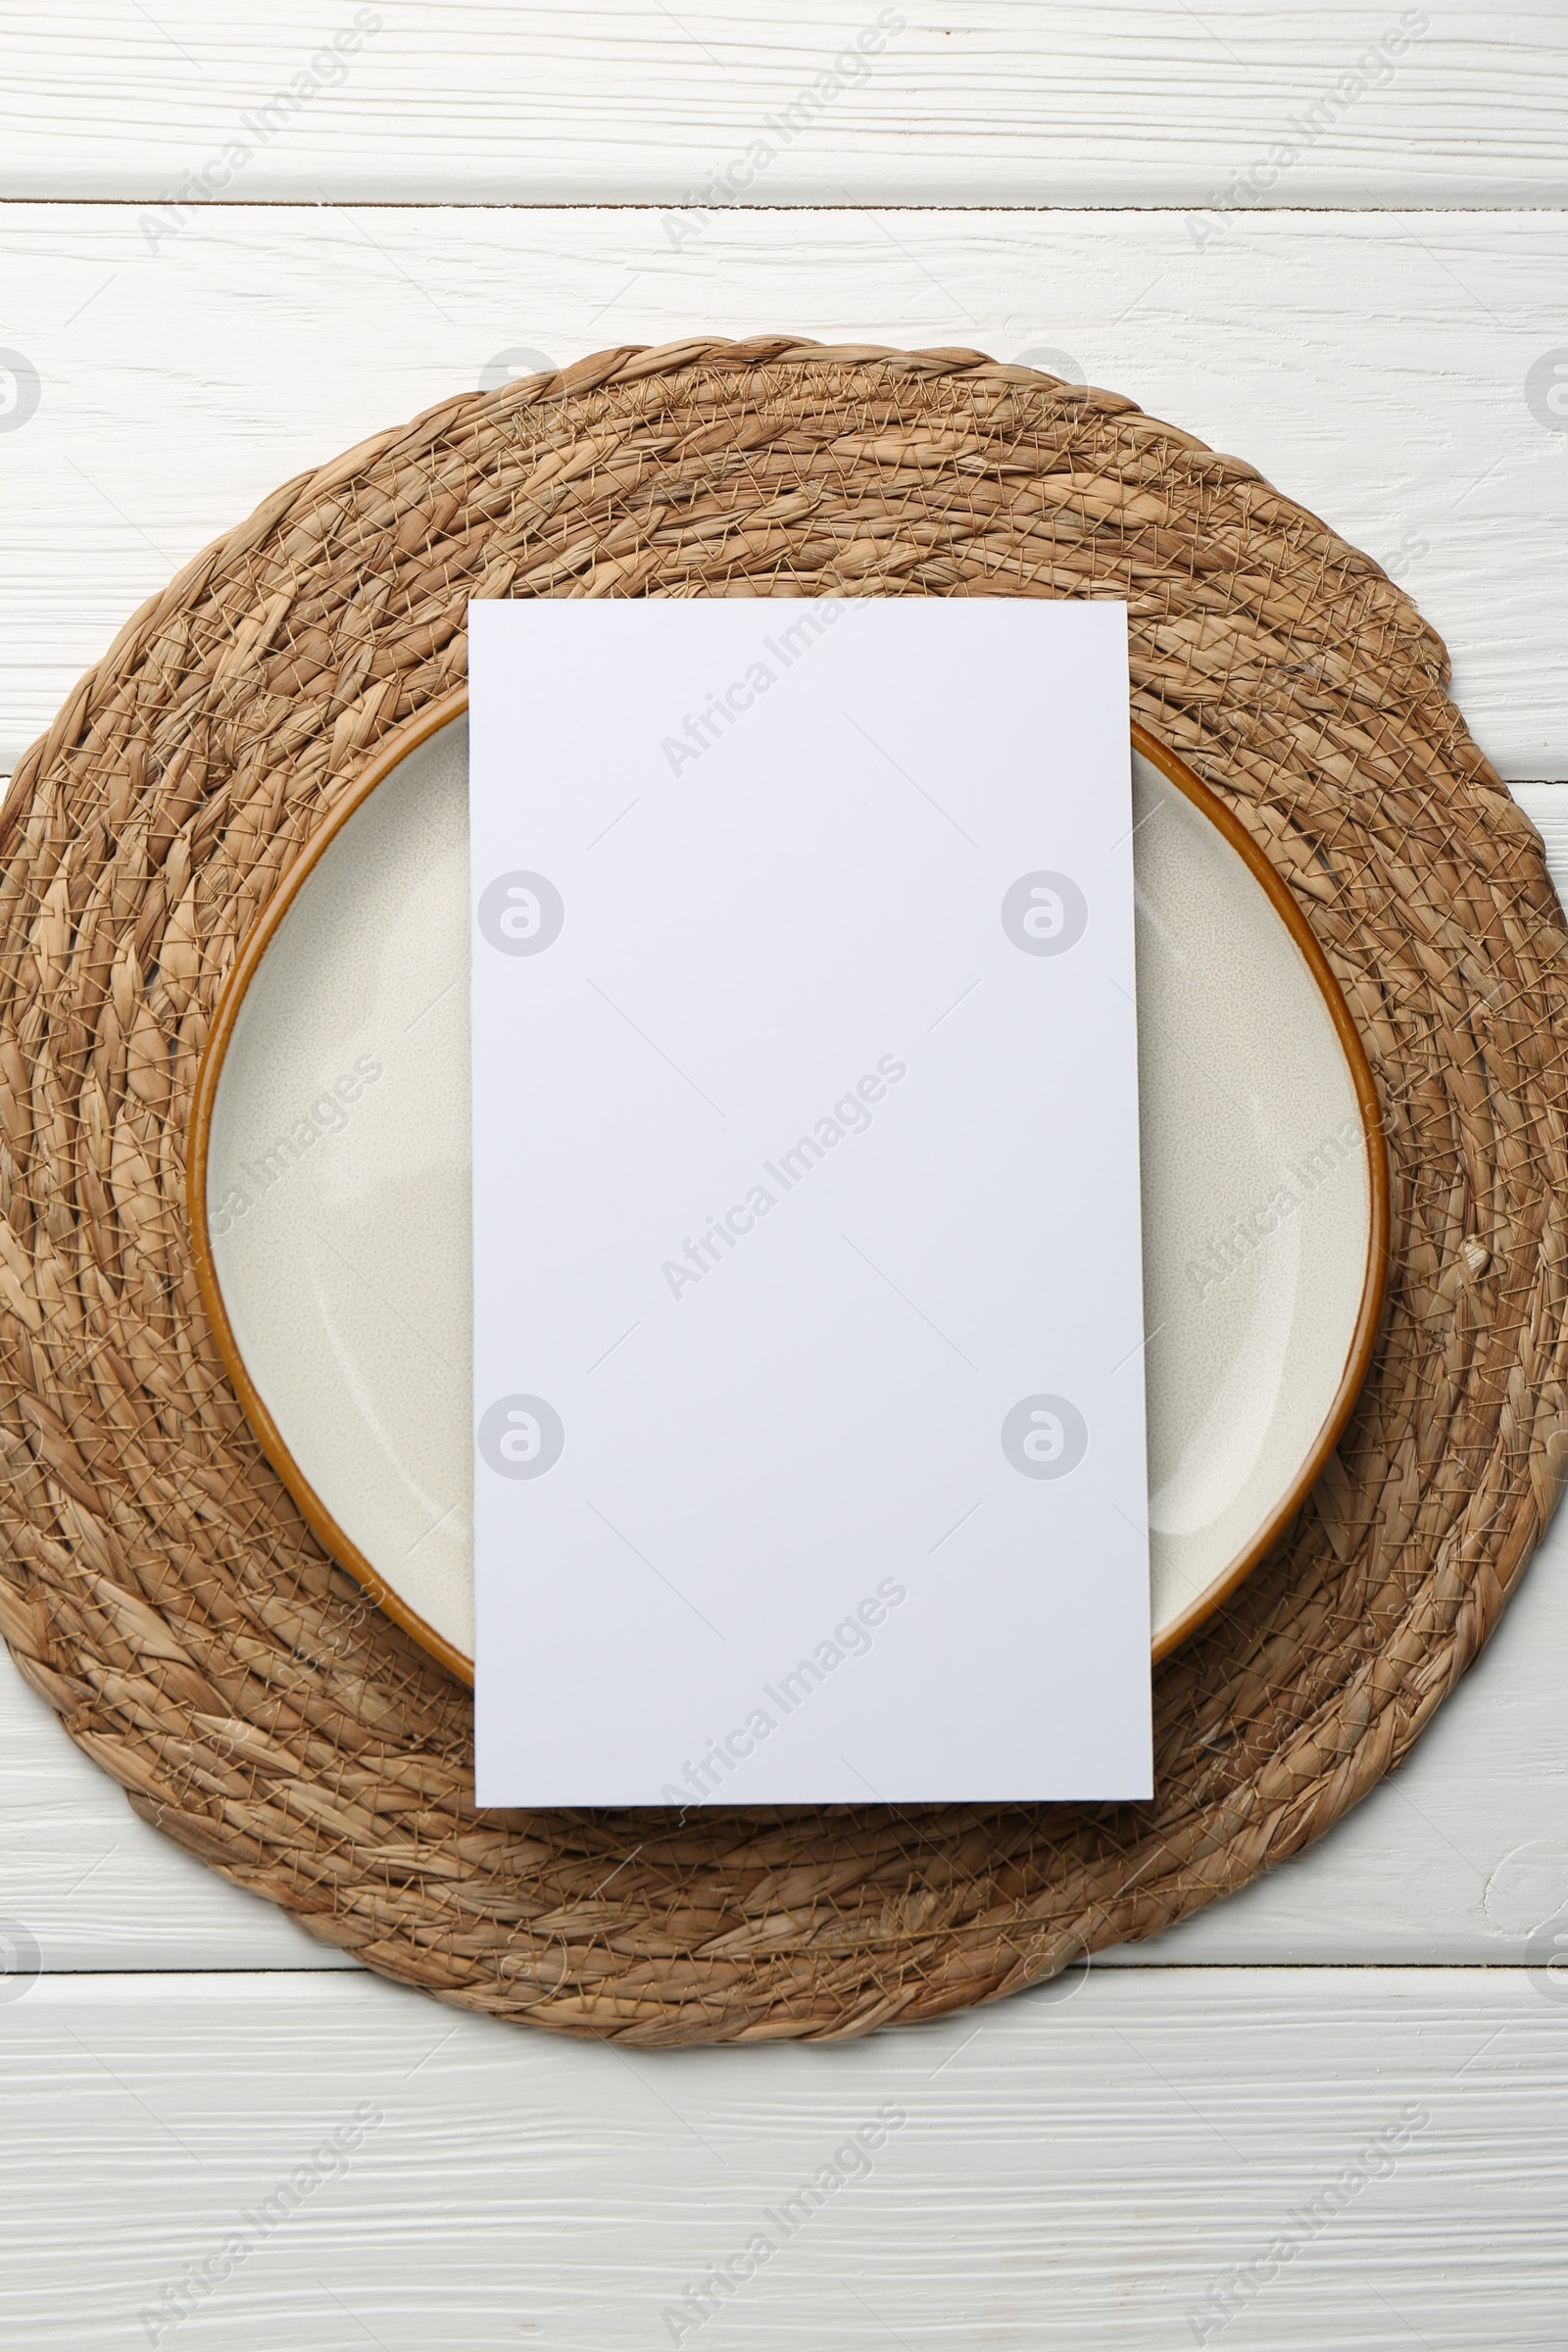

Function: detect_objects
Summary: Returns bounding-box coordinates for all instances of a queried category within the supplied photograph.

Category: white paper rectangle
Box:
[469,597,1150,1805]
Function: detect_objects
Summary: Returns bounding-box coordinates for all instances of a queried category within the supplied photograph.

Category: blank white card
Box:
[468,598,1151,1805]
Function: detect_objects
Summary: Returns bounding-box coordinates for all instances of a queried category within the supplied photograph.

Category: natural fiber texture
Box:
[1,336,1564,2042]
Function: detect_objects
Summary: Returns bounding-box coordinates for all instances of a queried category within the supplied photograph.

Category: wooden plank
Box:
[0,206,1564,776]
[1,1969,1562,2346]
[2,4,1566,207]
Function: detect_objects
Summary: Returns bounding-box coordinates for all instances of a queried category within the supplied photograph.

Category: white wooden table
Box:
[3,9,1567,2343]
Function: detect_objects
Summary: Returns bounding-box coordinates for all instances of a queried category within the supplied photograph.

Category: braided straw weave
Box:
[1,337,1564,2042]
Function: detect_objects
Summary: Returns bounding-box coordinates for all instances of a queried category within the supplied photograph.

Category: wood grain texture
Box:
[1,207,1565,779]
[1,1969,1563,2346]
[0,1,1561,2306]
[2,2,1566,206]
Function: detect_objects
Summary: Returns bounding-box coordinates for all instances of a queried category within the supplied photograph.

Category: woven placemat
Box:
[2,336,1565,2043]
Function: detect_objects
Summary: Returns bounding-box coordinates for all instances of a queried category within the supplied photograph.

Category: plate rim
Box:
[1131,726,1391,1656]
[187,687,1391,1684]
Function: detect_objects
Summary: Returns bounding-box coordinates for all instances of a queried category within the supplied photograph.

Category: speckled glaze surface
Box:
[209,720,474,1656]
[206,719,1373,1664]
[1132,754,1369,1633]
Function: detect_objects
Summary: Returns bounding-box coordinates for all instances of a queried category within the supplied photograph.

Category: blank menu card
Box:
[468,596,1151,1805]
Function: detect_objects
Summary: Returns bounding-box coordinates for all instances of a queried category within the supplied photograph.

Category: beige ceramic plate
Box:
[191,693,1388,1681]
